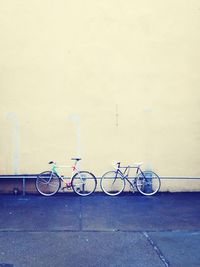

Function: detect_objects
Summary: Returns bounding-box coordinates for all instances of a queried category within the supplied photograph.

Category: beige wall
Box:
[0,0,200,191]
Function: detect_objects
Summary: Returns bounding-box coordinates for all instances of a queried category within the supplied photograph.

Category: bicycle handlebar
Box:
[113,162,143,169]
[49,158,82,165]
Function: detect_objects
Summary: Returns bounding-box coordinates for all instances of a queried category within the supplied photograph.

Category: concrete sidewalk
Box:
[0,193,199,267]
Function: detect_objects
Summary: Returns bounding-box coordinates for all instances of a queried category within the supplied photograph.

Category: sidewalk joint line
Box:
[143,231,170,267]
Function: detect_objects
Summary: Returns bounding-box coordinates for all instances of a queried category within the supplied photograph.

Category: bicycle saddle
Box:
[71,158,82,161]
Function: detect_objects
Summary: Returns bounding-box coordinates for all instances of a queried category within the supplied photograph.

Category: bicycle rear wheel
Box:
[136,171,161,196]
[36,171,61,196]
[100,171,125,196]
[71,171,97,196]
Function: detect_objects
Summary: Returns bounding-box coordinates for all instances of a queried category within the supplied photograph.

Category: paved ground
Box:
[0,192,199,267]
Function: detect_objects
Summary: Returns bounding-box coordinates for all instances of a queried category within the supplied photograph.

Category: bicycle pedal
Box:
[62,186,71,191]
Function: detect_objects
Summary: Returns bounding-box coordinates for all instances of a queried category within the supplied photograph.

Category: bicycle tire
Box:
[36,171,61,196]
[71,171,97,196]
[100,171,125,196]
[136,171,161,196]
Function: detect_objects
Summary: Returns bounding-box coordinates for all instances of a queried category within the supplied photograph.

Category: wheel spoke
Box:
[136,171,160,196]
[72,171,97,196]
[100,171,125,196]
[36,172,60,196]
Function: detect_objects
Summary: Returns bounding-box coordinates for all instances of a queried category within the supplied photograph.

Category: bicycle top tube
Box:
[48,160,79,173]
[114,162,143,177]
[114,162,143,169]
[49,158,81,167]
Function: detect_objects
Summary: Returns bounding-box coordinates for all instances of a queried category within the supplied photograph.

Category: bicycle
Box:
[100,162,161,196]
[36,158,97,196]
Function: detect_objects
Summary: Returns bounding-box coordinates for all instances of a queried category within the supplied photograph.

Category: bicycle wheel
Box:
[36,171,61,196]
[136,171,161,196]
[100,171,125,196]
[71,171,97,196]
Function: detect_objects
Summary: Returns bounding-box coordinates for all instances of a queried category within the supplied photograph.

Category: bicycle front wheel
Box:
[36,171,61,196]
[100,171,125,196]
[136,171,161,196]
[71,171,97,196]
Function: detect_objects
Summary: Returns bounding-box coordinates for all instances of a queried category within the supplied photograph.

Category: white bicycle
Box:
[36,158,97,196]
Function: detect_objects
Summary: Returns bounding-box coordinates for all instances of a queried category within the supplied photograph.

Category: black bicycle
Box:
[100,162,161,196]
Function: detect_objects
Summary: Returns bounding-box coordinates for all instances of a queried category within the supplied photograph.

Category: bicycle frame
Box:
[36,158,97,196]
[115,163,145,186]
[100,162,160,196]
[49,160,81,186]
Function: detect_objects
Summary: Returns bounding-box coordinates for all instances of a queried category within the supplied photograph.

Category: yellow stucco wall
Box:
[0,0,200,191]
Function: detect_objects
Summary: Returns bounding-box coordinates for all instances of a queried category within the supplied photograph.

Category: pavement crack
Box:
[143,231,170,267]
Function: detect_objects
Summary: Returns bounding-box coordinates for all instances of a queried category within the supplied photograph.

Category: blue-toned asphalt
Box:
[0,192,199,267]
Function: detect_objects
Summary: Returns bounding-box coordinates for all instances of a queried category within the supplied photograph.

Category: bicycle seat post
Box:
[71,158,82,166]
